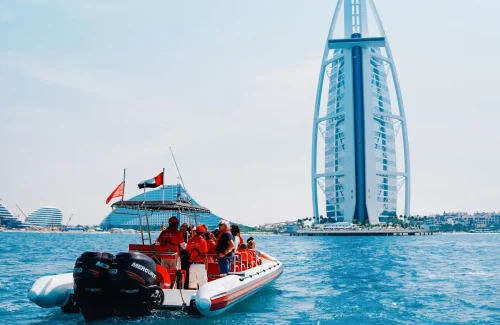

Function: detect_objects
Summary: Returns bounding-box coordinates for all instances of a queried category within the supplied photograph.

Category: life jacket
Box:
[186,235,207,263]
[215,230,233,255]
[216,229,230,242]
[207,240,217,253]
[158,227,184,247]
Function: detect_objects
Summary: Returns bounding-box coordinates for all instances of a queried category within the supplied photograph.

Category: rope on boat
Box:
[239,262,281,282]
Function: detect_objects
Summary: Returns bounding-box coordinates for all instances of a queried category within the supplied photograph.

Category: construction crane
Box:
[15,204,28,221]
[66,214,74,227]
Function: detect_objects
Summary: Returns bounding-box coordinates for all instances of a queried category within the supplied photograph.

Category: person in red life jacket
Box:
[215,220,234,274]
[200,224,209,241]
[186,225,208,289]
[237,243,254,268]
[203,232,217,262]
[204,232,217,253]
[230,224,244,252]
[247,239,277,262]
[155,216,186,269]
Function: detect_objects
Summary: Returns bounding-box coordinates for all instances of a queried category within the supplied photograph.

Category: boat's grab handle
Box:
[239,262,280,282]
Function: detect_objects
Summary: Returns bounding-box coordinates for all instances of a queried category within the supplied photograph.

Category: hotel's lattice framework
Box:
[311,0,410,224]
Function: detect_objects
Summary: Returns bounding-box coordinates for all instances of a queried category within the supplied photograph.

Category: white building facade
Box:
[26,206,63,227]
[312,0,410,224]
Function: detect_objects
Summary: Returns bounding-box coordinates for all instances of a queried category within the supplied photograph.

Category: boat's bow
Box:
[196,255,283,316]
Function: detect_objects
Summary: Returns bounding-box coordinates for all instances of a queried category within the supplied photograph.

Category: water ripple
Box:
[0,233,499,324]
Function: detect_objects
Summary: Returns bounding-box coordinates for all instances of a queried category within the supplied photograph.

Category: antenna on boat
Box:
[169,147,190,202]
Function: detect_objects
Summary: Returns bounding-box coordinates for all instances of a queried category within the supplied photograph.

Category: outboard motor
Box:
[73,251,114,320]
[109,252,164,317]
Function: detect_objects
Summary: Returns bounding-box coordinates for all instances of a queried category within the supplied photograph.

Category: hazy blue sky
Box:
[1,0,500,226]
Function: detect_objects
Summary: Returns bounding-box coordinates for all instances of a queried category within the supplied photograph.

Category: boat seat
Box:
[230,263,240,273]
[235,252,248,271]
[129,243,179,269]
[248,249,262,265]
[230,255,243,273]
[128,243,179,258]
[238,249,256,268]
[206,253,228,282]
[155,264,171,289]
[207,261,221,282]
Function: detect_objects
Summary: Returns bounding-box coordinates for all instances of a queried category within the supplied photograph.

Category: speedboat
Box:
[28,200,283,319]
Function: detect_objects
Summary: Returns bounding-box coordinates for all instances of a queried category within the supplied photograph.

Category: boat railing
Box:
[129,244,178,256]
[128,244,263,280]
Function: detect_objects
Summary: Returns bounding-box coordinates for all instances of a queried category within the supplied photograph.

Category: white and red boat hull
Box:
[28,253,283,317]
[196,258,283,316]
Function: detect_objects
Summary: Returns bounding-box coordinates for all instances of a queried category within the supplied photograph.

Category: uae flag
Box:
[138,172,164,189]
[106,181,124,204]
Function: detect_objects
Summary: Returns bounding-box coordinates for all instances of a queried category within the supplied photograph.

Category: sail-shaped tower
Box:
[311,0,410,225]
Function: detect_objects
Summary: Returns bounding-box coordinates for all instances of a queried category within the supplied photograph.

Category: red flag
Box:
[106,181,124,204]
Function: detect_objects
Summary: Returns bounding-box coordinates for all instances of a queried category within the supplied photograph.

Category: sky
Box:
[1,0,500,227]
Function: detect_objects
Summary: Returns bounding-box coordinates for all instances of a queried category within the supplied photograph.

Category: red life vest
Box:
[186,235,208,263]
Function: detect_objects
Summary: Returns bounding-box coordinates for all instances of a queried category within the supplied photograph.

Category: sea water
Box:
[0,232,498,325]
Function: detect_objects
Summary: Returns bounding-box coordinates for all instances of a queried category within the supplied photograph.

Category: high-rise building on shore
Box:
[26,206,63,227]
[311,0,410,224]
[0,203,30,228]
[100,184,231,230]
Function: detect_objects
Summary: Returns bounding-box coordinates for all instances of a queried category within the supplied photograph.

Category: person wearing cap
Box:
[186,225,208,289]
[155,216,186,269]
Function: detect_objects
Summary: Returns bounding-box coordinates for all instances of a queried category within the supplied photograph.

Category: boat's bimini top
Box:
[111,200,210,213]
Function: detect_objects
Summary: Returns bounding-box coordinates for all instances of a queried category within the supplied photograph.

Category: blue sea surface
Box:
[0,232,499,324]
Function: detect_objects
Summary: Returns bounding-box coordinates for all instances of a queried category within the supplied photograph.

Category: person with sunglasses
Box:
[214,220,234,274]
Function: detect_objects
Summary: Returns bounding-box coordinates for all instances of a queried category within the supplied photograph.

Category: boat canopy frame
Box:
[111,200,211,245]
[111,200,211,214]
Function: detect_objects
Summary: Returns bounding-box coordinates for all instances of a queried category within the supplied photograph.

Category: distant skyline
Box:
[2,0,500,226]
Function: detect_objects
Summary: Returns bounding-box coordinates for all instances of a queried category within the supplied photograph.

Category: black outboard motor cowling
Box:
[109,252,162,317]
[73,251,114,320]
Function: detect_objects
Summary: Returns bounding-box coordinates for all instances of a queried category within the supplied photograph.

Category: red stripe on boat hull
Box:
[210,265,283,311]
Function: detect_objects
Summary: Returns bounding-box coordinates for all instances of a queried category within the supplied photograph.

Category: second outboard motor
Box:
[73,251,114,320]
[109,252,163,317]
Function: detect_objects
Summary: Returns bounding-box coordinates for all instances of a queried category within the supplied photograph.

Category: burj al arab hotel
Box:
[311,0,410,225]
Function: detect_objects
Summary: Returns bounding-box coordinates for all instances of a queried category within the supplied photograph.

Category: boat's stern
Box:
[160,289,198,310]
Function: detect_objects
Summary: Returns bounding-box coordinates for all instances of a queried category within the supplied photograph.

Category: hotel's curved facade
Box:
[26,206,63,227]
[100,184,229,230]
[0,203,30,228]
[312,0,410,224]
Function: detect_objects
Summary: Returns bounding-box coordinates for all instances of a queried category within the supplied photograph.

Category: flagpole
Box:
[122,168,126,203]
[162,168,165,204]
[142,186,147,244]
